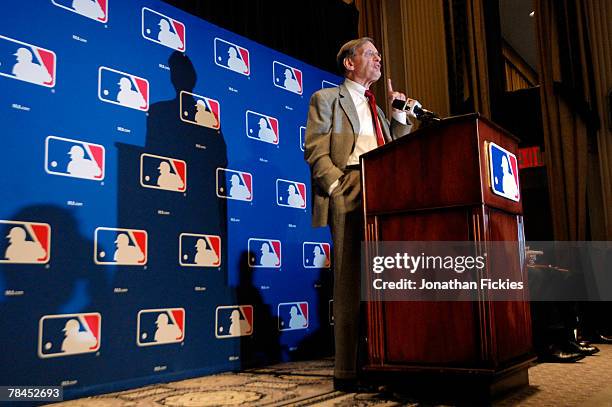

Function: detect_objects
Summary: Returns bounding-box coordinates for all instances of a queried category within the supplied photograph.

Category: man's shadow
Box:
[116,51,228,294]
[235,251,281,367]
[112,51,238,373]
[288,268,334,361]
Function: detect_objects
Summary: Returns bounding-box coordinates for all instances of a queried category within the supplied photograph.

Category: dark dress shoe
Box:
[574,340,600,355]
[538,344,585,363]
[333,377,380,393]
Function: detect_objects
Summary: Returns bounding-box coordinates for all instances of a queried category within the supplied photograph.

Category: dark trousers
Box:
[329,169,362,379]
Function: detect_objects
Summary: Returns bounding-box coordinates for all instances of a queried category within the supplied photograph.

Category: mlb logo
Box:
[299,126,306,152]
[140,153,187,193]
[246,111,279,145]
[303,242,331,269]
[216,168,253,202]
[214,38,250,76]
[321,80,339,89]
[141,7,186,51]
[0,35,56,87]
[0,220,50,264]
[98,66,149,111]
[179,91,220,130]
[278,302,308,331]
[248,238,281,268]
[276,179,306,209]
[51,0,108,23]
[215,305,254,338]
[179,233,221,267]
[38,313,101,358]
[272,61,303,95]
[137,308,185,346]
[45,136,105,181]
[488,142,520,202]
[94,227,147,266]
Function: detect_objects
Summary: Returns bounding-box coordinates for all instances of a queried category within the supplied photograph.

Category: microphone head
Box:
[391,99,408,110]
[392,99,421,119]
[392,98,440,122]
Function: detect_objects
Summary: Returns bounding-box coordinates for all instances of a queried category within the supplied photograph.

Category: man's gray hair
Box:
[336,37,375,75]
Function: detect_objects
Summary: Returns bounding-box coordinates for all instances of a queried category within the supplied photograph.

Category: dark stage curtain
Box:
[535,0,599,242]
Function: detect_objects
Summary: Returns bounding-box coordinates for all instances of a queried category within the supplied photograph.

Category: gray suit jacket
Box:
[304,83,413,227]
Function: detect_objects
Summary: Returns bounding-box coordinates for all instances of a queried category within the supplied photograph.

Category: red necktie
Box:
[364,89,385,146]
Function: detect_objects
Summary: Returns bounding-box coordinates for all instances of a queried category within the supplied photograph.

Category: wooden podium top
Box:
[360,113,523,215]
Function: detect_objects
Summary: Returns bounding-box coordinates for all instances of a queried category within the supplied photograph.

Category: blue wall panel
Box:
[0,0,340,399]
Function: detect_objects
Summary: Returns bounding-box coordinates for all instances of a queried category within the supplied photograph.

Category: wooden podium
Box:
[360,114,535,399]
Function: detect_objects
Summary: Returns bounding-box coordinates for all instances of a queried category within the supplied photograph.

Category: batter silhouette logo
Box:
[248,238,281,268]
[179,233,221,267]
[214,38,250,76]
[45,136,105,181]
[94,227,147,266]
[142,7,186,51]
[276,179,306,209]
[273,61,302,95]
[246,111,279,145]
[98,66,149,111]
[137,308,185,346]
[51,0,108,23]
[179,91,220,130]
[215,305,253,338]
[302,242,331,269]
[38,313,101,358]
[488,142,520,202]
[0,35,56,87]
[140,153,187,193]
[0,220,51,264]
[216,168,253,202]
[278,302,309,331]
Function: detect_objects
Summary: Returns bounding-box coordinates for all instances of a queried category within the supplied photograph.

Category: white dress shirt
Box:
[328,79,406,195]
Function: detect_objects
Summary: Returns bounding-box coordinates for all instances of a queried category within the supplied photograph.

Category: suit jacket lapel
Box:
[338,84,360,137]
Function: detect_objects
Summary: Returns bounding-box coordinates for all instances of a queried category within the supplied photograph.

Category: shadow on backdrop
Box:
[290,268,334,361]
[235,250,281,367]
[115,51,232,373]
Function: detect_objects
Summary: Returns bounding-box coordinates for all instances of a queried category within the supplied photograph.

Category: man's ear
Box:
[343,57,354,72]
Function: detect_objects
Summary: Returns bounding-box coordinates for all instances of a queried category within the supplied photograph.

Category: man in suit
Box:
[304,37,413,391]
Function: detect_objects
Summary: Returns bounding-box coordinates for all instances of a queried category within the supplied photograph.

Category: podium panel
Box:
[360,114,534,399]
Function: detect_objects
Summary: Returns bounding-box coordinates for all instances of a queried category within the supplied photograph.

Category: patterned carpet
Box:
[49,345,612,406]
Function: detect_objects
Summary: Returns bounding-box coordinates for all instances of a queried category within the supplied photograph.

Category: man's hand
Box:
[387,78,406,112]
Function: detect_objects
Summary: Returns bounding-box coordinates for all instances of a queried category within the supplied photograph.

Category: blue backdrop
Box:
[0,0,340,399]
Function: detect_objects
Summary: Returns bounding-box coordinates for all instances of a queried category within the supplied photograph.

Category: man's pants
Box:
[329,169,363,379]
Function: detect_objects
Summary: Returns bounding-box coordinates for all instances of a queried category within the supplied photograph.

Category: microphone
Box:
[392,99,441,122]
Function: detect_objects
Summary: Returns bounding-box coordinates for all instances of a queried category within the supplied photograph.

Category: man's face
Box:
[347,41,381,86]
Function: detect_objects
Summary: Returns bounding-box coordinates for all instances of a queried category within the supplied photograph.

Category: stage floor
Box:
[48,344,612,406]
